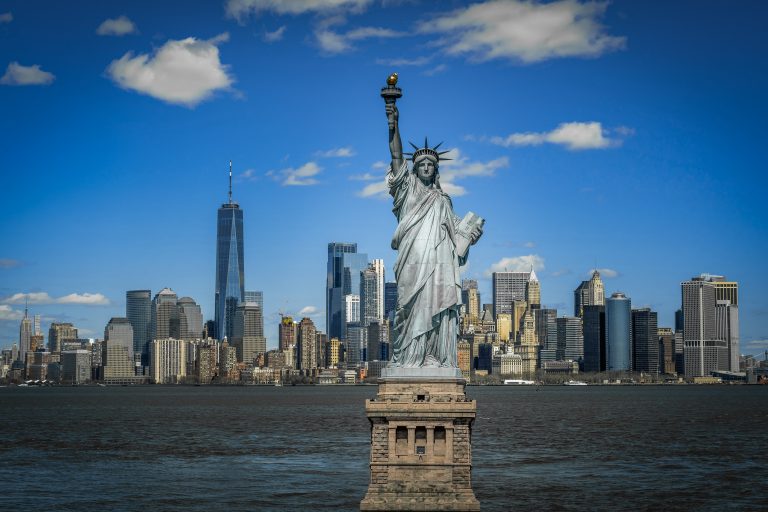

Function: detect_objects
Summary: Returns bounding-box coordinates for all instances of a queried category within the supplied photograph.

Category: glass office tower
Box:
[215,179,244,341]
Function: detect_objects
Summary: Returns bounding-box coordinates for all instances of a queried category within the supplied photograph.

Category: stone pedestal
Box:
[360,377,480,511]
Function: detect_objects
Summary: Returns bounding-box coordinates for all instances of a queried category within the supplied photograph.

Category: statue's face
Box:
[416,159,437,184]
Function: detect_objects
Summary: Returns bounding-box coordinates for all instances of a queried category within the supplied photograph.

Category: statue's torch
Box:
[381,73,402,129]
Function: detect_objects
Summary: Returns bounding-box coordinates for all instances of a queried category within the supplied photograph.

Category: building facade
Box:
[215,183,245,341]
[606,292,631,371]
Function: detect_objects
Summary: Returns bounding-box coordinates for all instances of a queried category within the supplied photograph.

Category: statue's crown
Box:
[404,137,452,163]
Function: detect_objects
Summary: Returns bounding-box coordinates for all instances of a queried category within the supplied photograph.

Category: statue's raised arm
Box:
[381,73,403,172]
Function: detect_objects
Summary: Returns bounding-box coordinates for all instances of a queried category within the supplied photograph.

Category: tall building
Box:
[361,262,384,327]
[150,338,188,384]
[716,300,739,372]
[492,271,529,319]
[574,270,605,317]
[526,269,541,309]
[345,323,365,366]
[126,290,151,360]
[632,308,659,374]
[535,308,558,363]
[461,279,481,323]
[682,276,728,376]
[606,292,631,371]
[233,302,266,363]
[215,162,245,341]
[61,350,91,384]
[556,316,583,362]
[103,317,135,381]
[582,305,606,372]
[151,288,178,340]
[296,317,318,370]
[18,306,32,362]
[496,314,512,342]
[326,242,368,340]
[48,322,78,353]
[658,327,676,374]
[177,297,203,340]
[384,282,398,320]
[345,294,361,326]
[516,309,538,374]
[279,315,296,352]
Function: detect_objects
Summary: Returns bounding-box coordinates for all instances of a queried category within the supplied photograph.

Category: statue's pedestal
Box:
[360,377,480,511]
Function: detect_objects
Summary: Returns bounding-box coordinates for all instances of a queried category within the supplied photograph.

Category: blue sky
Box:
[1,0,766,355]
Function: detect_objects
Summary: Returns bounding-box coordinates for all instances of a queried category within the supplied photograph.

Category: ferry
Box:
[504,379,535,385]
[563,380,588,386]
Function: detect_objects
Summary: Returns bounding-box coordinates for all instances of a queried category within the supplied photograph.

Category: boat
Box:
[563,380,588,386]
[504,379,535,385]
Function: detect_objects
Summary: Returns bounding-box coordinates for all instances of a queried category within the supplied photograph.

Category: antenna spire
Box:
[228,160,233,204]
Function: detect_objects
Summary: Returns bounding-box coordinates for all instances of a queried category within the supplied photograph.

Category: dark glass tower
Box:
[215,162,245,341]
[326,242,367,340]
[126,290,151,361]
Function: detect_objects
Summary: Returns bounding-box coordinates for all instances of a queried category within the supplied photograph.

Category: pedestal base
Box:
[360,378,480,511]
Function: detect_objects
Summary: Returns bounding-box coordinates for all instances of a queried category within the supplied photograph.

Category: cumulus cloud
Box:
[2,292,110,305]
[0,12,12,23]
[299,305,319,315]
[589,267,619,278]
[96,15,137,36]
[0,258,21,268]
[421,0,626,63]
[375,56,431,67]
[226,0,372,19]
[276,161,322,186]
[357,149,508,199]
[0,305,23,321]
[491,122,617,150]
[523,241,535,248]
[237,169,259,182]
[0,62,55,86]
[106,34,233,107]
[316,146,355,158]
[485,255,545,276]
[349,172,379,181]
[263,25,287,42]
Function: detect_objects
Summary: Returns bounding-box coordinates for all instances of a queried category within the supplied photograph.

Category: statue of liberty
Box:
[381,74,484,373]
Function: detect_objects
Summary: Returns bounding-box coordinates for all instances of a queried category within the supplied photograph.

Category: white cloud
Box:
[106,34,233,107]
[0,12,12,23]
[57,293,110,305]
[589,267,619,278]
[485,255,545,276]
[0,305,23,321]
[278,161,322,186]
[422,0,626,63]
[551,269,571,277]
[96,15,137,36]
[371,161,387,169]
[375,56,431,67]
[0,62,55,86]
[349,172,379,181]
[316,146,355,158]
[316,25,403,54]
[423,64,448,76]
[226,0,372,19]
[491,122,614,150]
[523,241,535,248]
[2,292,110,305]
[263,25,287,42]
[299,305,319,316]
[0,258,21,268]
[237,169,259,182]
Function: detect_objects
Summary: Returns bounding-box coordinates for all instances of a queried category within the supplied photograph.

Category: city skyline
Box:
[1,1,766,355]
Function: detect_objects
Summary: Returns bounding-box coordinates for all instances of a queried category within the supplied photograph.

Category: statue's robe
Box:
[388,161,464,368]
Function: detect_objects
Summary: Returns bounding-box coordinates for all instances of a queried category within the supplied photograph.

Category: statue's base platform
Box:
[360,377,480,511]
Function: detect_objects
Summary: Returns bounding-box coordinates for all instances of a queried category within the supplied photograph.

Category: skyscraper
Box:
[716,300,739,372]
[151,288,178,340]
[126,290,151,359]
[279,315,296,352]
[384,282,398,320]
[103,317,135,381]
[535,308,558,363]
[582,305,606,372]
[632,308,659,374]
[18,305,32,362]
[492,271,529,319]
[296,317,317,370]
[215,161,245,341]
[361,261,385,327]
[461,279,481,323]
[233,302,266,363]
[526,269,541,309]
[48,322,78,353]
[326,242,368,340]
[606,292,631,371]
[177,297,203,340]
[574,270,605,317]
[682,276,728,376]
[556,316,583,362]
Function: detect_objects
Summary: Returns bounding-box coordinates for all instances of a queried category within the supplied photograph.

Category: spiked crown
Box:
[403,137,452,163]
